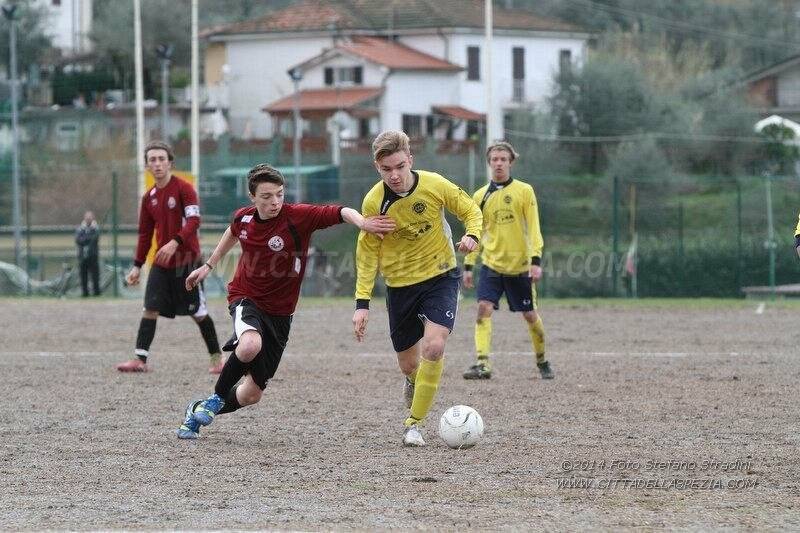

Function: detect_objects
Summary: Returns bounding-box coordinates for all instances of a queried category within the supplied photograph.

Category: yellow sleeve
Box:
[355,192,381,304]
[525,186,544,260]
[443,180,483,243]
[795,213,800,237]
[464,188,483,267]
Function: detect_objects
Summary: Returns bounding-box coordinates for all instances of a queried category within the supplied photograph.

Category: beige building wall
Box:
[205,42,228,86]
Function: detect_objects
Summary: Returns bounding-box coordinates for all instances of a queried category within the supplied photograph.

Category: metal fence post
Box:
[112,171,119,297]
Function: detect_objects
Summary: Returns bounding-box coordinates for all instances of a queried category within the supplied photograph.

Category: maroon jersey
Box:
[227,203,343,315]
[134,175,201,269]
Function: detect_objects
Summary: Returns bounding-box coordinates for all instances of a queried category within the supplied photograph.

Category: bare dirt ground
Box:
[1,296,798,530]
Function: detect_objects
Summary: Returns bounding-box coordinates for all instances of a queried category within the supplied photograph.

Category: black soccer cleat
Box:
[537,361,554,380]
[463,362,492,380]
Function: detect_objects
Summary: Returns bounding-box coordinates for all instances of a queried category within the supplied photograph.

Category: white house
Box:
[202,0,589,140]
[35,0,93,57]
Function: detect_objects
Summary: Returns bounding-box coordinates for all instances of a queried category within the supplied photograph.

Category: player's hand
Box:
[352,309,369,342]
[155,239,179,264]
[185,264,209,291]
[361,215,395,239]
[457,235,479,253]
[530,265,543,282]
[125,266,141,286]
[462,269,474,289]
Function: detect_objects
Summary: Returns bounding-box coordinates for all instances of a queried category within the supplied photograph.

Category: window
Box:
[467,46,480,81]
[512,47,525,102]
[426,115,435,137]
[512,47,524,80]
[331,66,364,86]
[402,114,423,137]
[358,118,371,138]
[559,49,572,74]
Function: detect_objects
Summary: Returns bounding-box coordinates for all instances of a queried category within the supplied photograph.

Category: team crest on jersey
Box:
[494,209,515,225]
[239,229,248,240]
[168,196,176,209]
[268,235,285,251]
[150,198,158,206]
[503,194,512,204]
[412,201,427,214]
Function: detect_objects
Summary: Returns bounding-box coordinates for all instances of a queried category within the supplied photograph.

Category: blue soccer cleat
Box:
[177,401,201,439]
[192,393,225,426]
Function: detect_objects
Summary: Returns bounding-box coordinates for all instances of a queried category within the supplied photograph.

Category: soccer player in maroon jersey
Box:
[116,141,223,374]
[176,163,395,439]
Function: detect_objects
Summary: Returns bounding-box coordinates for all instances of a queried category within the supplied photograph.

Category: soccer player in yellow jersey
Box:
[795,214,800,257]
[352,130,483,447]
[462,141,554,380]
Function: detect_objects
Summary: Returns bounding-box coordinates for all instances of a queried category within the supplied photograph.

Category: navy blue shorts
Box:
[476,265,536,312]
[386,269,460,353]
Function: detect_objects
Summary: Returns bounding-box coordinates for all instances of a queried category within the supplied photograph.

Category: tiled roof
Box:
[263,86,383,115]
[432,105,485,121]
[338,37,461,71]
[204,0,584,37]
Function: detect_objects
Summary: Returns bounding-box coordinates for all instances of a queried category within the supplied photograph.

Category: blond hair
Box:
[372,130,411,161]
[486,141,519,162]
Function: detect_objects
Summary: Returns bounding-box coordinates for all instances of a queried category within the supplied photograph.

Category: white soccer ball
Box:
[439,405,484,449]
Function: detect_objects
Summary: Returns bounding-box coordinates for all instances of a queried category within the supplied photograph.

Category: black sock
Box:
[134,318,157,362]
[197,316,221,355]
[218,385,243,415]
[214,353,247,397]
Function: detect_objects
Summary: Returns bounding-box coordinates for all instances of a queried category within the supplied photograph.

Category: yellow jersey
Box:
[795,213,800,237]
[464,178,543,275]
[355,170,483,304]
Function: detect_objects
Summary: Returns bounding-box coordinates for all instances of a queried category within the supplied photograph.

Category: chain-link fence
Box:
[1,117,798,298]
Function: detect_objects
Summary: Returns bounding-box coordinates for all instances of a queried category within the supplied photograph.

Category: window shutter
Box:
[324,67,334,86]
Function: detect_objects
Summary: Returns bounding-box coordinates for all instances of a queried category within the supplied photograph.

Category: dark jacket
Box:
[76,221,100,260]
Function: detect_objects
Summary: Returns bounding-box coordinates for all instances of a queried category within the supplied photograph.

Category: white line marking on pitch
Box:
[587,351,741,358]
[755,302,765,315]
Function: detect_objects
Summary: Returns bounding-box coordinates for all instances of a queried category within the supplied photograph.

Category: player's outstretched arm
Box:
[340,207,395,237]
[185,227,238,291]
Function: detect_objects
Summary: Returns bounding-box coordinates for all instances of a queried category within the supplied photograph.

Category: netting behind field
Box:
[1,125,799,298]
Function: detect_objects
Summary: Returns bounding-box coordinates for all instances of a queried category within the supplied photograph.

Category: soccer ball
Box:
[439,405,484,449]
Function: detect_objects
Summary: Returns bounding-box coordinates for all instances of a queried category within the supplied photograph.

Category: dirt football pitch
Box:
[1,296,799,530]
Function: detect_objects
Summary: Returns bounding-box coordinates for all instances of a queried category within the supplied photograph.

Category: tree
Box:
[0,1,53,80]
[91,0,287,95]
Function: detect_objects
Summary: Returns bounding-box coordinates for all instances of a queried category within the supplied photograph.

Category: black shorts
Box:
[222,299,292,390]
[144,263,207,319]
[476,265,536,312]
[386,268,460,353]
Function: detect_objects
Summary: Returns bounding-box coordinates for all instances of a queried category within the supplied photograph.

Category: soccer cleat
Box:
[403,377,415,409]
[177,401,201,439]
[402,424,426,447]
[463,362,492,380]
[192,393,225,426]
[116,358,149,373]
[208,354,227,375]
[537,361,554,380]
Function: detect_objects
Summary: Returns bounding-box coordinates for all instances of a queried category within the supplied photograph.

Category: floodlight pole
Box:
[191,0,199,183]
[133,0,145,197]
[290,68,303,203]
[3,4,21,269]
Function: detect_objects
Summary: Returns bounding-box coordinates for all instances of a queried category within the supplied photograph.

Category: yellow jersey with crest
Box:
[355,170,483,301]
[464,178,543,275]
